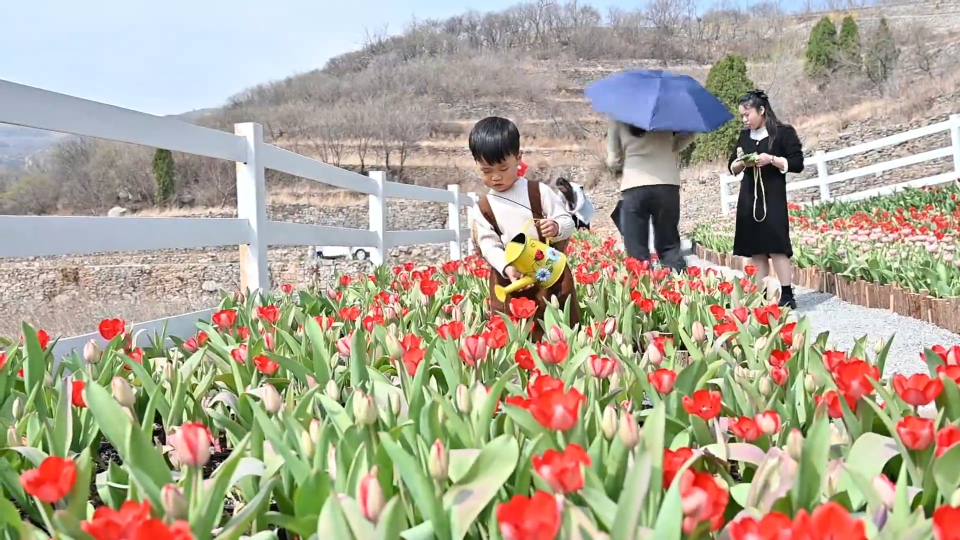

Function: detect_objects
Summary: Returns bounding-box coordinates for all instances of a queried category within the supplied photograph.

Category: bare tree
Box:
[390,98,436,181]
[902,22,941,78]
[344,105,374,173]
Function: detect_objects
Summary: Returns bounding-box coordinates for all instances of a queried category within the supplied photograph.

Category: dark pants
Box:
[621,185,686,272]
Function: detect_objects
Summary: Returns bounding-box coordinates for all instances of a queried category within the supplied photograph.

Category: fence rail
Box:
[0,79,478,360]
[719,114,960,215]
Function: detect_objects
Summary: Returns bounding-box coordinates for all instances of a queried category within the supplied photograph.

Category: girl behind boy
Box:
[468,116,581,341]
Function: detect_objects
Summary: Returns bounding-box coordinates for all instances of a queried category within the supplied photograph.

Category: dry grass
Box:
[794,73,960,149]
[1,297,215,340]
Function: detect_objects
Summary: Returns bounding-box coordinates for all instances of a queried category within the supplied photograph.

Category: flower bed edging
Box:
[695,245,960,334]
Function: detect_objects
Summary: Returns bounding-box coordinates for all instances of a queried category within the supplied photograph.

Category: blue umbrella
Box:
[584,70,733,133]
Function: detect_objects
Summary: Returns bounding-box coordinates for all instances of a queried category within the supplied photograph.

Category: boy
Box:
[469,116,581,341]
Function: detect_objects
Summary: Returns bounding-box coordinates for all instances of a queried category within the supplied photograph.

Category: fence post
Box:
[235,122,269,294]
[368,171,387,266]
[950,114,960,176]
[447,184,462,260]
[719,176,731,216]
[467,192,477,254]
[815,150,831,202]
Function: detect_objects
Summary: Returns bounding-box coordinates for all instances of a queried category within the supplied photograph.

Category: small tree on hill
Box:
[837,16,862,72]
[152,149,176,206]
[805,17,839,78]
[864,17,899,94]
[691,54,755,164]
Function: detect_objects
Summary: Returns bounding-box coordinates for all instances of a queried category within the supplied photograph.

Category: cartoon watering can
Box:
[494,220,567,302]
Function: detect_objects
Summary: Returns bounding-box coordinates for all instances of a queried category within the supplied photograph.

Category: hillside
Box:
[1,0,958,227]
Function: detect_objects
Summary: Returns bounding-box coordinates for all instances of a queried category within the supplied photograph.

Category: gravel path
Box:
[683,246,960,378]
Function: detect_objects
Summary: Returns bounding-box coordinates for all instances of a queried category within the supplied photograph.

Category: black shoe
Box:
[777,285,797,309]
[778,295,797,309]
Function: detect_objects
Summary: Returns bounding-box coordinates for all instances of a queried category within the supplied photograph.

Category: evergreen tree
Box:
[805,17,839,78]
[691,54,755,164]
[837,16,862,71]
[152,149,176,206]
[864,17,899,93]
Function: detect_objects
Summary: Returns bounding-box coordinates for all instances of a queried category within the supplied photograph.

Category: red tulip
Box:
[648,368,677,394]
[531,443,591,494]
[896,415,935,451]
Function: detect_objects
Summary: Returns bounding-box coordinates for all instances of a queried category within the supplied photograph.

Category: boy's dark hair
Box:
[468,116,521,164]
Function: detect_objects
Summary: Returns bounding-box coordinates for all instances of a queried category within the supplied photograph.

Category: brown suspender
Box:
[474,180,569,254]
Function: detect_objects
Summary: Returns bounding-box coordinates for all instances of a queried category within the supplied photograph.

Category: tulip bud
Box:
[359,467,386,523]
[829,423,849,446]
[754,336,768,353]
[547,325,565,344]
[950,487,960,507]
[437,403,447,425]
[261,384,283,415]
[327,445,338,481]
[804,373,818,393]
[111,377,135,408]
[306,375,318,389]
[755,412,780,436]
[758,377,774,397]
[161,484,187,520]
[384,333,404,360]
[83,339,101,364]
[11,398,23,420]
[309,419,322,446]
[691,321,707,343]
[325,379,341,402]
[336,336,352,357]
[617,410,640,449]
[874,339,886,355]
[734,366,750,383]
[601,406,618,441]
[163,363,176,384]
[352,390,377,426]
[455,384,472,414]
[300,430,314,459]
[786,429,804,461]
[791,332,805,351]
[170,422,212,468]
[872,474,896,508]
[643,345,662,367]
[7,426,19,447]
[388,392,401,416]
[428,440,448,482]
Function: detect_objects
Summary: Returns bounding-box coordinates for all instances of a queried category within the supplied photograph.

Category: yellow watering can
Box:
[494,220,568,302]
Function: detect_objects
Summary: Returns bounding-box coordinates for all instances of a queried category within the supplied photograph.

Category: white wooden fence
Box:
[0,79,477,360]
[719,114,960,214]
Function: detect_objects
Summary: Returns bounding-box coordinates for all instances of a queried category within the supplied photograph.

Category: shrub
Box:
[864,17,900,93]
[152,148,176,205]
[838,15,862,71]
[691,54,755,164]
[805,16,839,78]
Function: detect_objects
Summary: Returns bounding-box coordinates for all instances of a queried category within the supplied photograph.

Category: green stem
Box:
[33,499,56,538]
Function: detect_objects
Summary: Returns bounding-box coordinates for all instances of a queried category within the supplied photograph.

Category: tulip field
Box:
[3,227,960,539]
[694,183,960,298]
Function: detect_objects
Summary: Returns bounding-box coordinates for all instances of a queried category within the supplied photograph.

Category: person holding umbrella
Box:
[606,121,694,271]
[728,90,805,308]
[585,70,732,272]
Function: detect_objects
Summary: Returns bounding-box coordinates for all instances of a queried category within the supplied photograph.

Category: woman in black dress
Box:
[728,90,805,308]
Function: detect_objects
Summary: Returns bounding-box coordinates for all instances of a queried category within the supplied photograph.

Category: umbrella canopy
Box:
[584,70,734,133]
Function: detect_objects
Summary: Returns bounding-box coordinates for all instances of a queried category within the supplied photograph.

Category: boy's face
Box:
[477,152,522,192]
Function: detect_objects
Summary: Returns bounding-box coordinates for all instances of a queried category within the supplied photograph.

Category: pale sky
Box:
[1,0,632,116]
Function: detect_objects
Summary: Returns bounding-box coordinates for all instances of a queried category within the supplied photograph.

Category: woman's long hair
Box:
[623,122,647,138]
[555,177,577,209]
[738,89,780,148]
